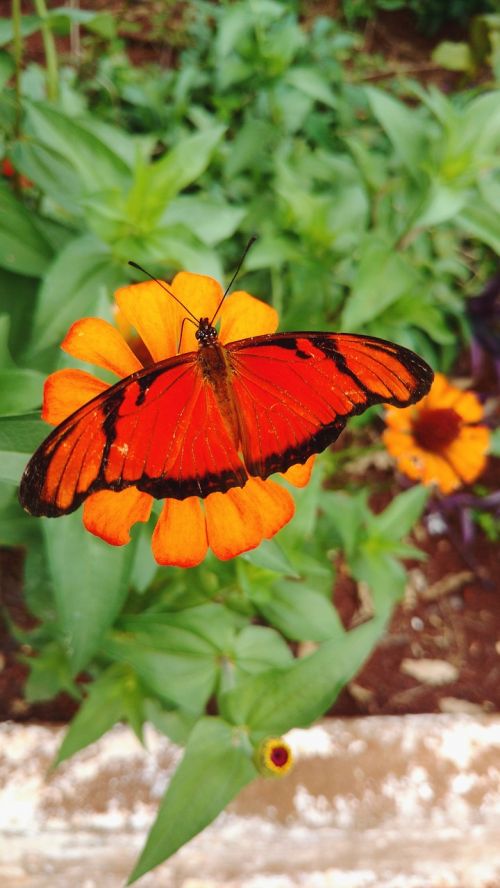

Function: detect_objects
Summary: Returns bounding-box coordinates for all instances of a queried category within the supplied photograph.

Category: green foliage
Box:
[0,0,497,881]
[340,0,497,35]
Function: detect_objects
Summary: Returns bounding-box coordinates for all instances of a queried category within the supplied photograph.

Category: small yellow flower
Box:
[383,373,490,494]
[255,737,293,777]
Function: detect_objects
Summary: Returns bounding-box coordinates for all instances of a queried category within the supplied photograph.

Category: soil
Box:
[0,3,498,725]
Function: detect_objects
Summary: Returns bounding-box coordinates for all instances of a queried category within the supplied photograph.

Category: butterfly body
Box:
[19,324,433,518]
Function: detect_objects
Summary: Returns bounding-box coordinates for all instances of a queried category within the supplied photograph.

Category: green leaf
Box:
[0,16,41,45]
[341,235,418,329]
[457,199,500,254]
[43,512,134,672]
[285,67,337,108]
[366,87,427,173]
[0,182,53,276]
[26,235,121,357]
[371,485,429,541]
[106,634,218,713]
[0,413,47,484]
[127,126,225,222]
[253,580,344,642]
[432,41,473,72]
[24,641,76,704]
[233,625,293,676]
[161,196,245,246]
[53,664,136,767]
[25,102,132,193]
[128,717,256,884]
[221,620,388,735]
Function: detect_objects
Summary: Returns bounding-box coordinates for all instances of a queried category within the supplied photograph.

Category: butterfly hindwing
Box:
[228,332,433,477]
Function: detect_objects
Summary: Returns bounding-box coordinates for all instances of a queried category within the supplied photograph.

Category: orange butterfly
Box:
[19,317,433,518]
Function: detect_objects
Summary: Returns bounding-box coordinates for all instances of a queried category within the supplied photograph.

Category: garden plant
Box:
[0,1,498,882]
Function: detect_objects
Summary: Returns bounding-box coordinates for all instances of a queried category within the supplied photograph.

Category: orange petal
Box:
[452,391,485,424]
[42,369,109,425]
[83,488,153,545]
[384,404,415,432]
[382,428,415,458]
[218,290,278,343]
[61,317,142,377]
[115,280,185,363]
[152,497,208,567]
[204,484,263,560]
[246,477,295,538]
[281,456,315,488]
[170,272,224,353]
[395,446,460,493]
[445,426,489,484]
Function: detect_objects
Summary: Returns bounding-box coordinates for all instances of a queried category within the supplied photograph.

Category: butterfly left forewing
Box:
[227,331,433,478]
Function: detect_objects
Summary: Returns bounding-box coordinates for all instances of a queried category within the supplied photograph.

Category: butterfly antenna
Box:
[210,235,257,326]
[128,260,199,323]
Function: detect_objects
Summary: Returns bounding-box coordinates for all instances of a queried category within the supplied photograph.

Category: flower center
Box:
[270,745,289,768]
[413,407,462,452]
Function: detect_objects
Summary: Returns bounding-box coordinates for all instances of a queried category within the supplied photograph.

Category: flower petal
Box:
[42,369,109,425]
[218,290,278,343]
[205,485,263,560]
[152,497,208,567]
[115,280,185,363]
[83,488,152,545]
[452,391,485,424]
[384,404,415,433]
[281,456,315,488]
[170,271,224,353]
[247,477,295,538]
[445,426,489,484]
[61,317,142,377]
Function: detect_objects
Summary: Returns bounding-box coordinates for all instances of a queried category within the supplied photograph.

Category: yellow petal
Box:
[246,477,295,538]
[83,488,152,545]
[42,369,109,425]
[395,447,460,493]
[61,317,142,377]
[452,390,485,423]
[205,484,263,560]
[115,280,185,363]
[152,497,208,567]
[281,456,315,488]
[218,290,278,343]
[170,271,224,353]
[382,428,415,459]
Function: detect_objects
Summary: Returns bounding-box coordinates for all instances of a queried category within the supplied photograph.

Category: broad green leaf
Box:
[162,196,245,246]
[253,580,343,642]
[24,641,76,704]
[53,665,137,767]
[25,102,132,193]
[0,50,14,89]
[242,538,298,575]
[0,413,47,484]
[128,717,256,884]
[11,140,86,213]
[233,625,293,676]
[285,67,337,108]
[121,603,240,652]
[371,485,429,540]
[341,236,418,329]
[0,368,44,415]
[126,126,225,221]
[43,512,134,672]
[26,235,121,357]
[0,182,53,275]
[0,16,41,45]
[144,699,197,746]
[412,182,469,229]
[106,634,217,713]
[366,87,427,173]
[431,41,473,72]
[457,199,500,254]
[221,619,388,735]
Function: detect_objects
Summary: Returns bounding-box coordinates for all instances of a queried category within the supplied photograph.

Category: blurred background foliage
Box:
[0,0,499,880]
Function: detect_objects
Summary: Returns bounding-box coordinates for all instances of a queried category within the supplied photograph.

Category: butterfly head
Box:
[196,318,219,347]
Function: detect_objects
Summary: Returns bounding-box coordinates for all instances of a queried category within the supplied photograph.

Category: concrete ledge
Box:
[1,714,500,887]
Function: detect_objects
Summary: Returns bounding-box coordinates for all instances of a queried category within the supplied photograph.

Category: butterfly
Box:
[19,316,433,518]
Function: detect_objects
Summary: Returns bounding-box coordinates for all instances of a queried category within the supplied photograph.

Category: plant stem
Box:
[12,0,23,140]
[33,0,59,101]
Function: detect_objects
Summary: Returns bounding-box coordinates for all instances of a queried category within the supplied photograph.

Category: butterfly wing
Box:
[20,352,248,517]
[227,332,434,477]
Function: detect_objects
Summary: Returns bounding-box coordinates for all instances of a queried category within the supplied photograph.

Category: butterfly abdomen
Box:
[197,342,243,451]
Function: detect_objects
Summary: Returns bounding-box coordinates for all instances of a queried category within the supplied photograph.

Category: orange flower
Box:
[42,272,313,567]
[383,373,490,494]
